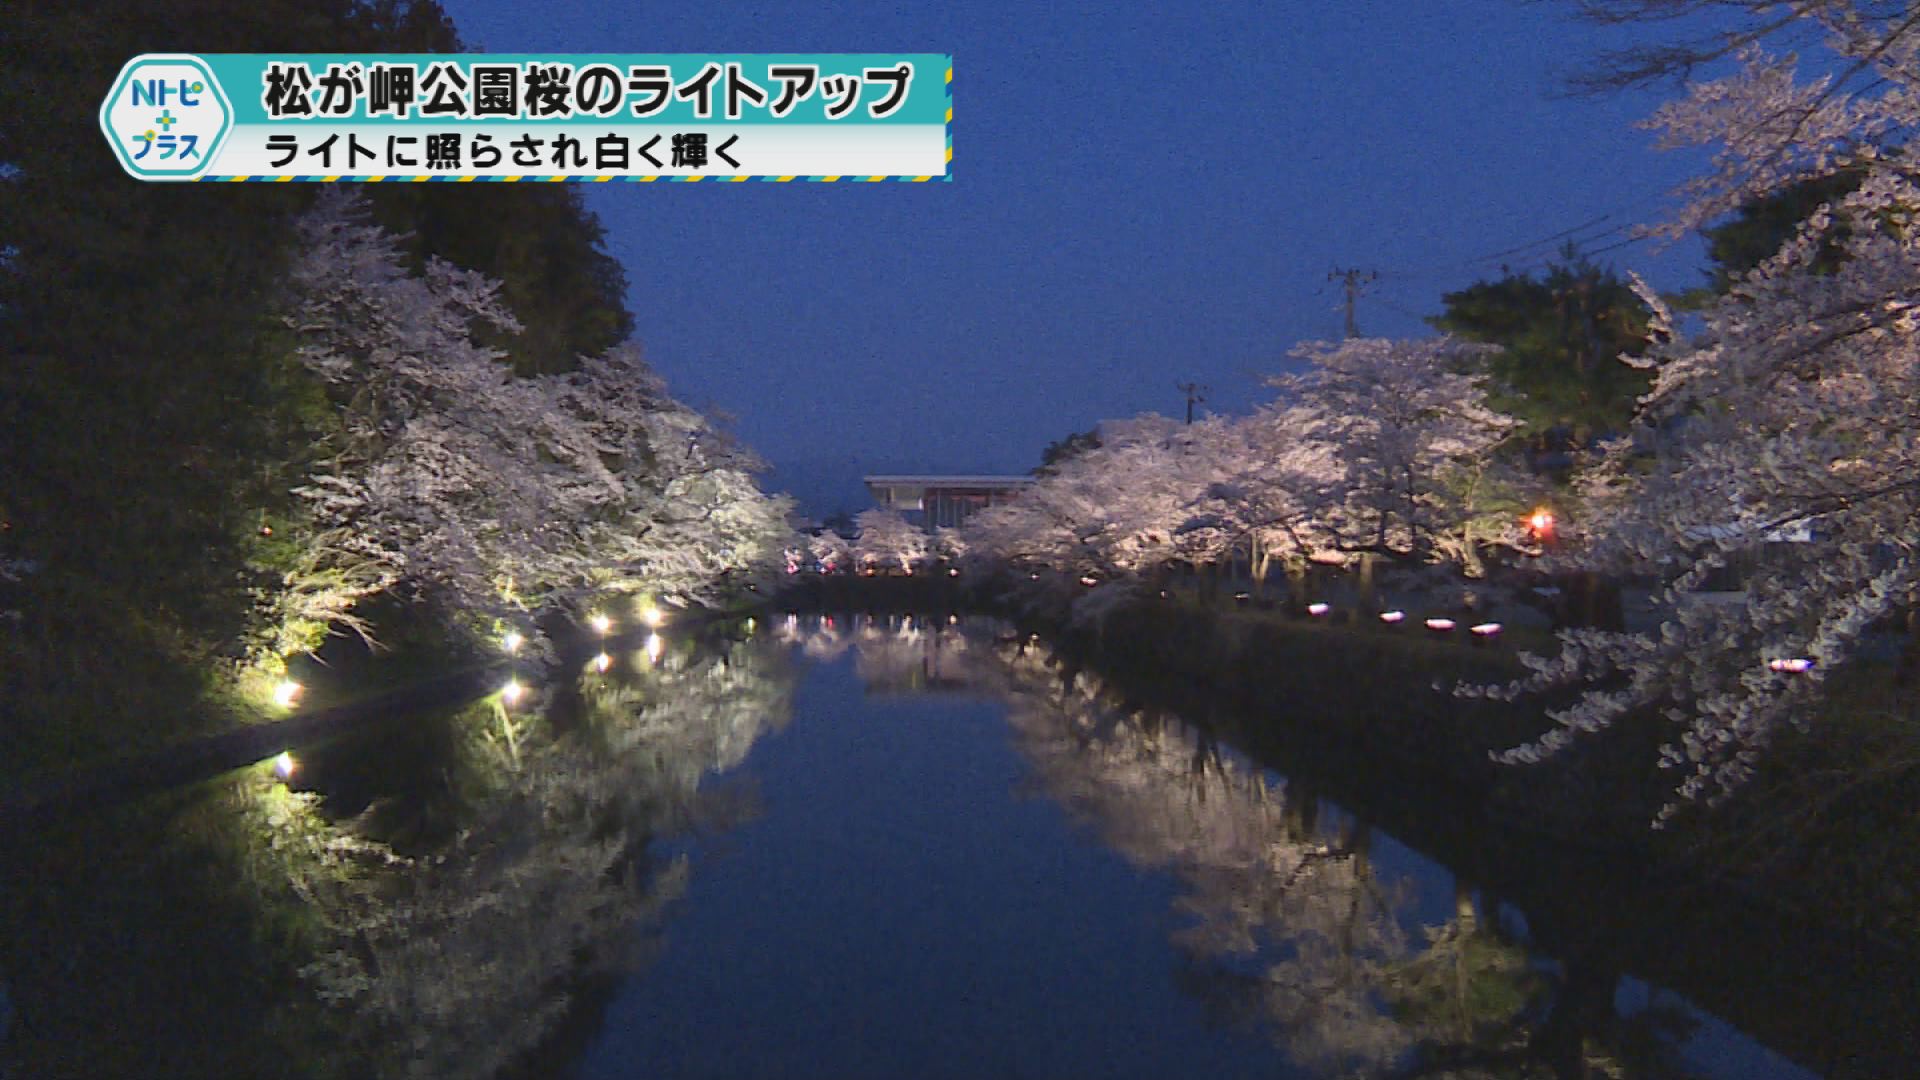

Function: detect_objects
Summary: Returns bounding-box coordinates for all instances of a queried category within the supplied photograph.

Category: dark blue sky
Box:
[443,1,1719,514]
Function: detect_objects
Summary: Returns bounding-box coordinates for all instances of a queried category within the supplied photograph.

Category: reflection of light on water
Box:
[592,652,612,674]
[501,679,524,704]
[639,605,665,628]
[502,630,523,654]
[273,751,296,779]
[273,680,302,708]
[646,633,665,664]
[589,613,613,635]
[1768,657,1814,673]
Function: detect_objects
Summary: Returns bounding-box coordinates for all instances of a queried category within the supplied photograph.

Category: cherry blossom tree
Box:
[1472,7,1920,817]
[966,348,1518,606]
[851,508,930,573]
[280,190,791,652]
[1176,404,1344,596]
[1272,336,1526,580]
[964,415,1241,579]
[808,529,852,574]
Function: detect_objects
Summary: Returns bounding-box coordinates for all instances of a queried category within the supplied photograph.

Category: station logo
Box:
[99,54,233,180]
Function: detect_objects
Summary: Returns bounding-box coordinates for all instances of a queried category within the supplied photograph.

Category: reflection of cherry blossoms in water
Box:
[988,647,1425,1076]
[774,617,1669,1079]
[224,636,798,1080]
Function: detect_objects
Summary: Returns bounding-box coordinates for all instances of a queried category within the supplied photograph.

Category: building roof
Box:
[862,474,1037,488]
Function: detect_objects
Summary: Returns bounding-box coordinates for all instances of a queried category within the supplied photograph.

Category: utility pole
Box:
[1176,381,1209,424]
[1328,267,1378,338]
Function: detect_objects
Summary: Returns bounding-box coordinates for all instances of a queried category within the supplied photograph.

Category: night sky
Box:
[441,1,1719,515]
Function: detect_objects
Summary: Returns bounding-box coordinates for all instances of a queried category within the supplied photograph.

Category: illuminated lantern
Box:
[1527,508,1556,543]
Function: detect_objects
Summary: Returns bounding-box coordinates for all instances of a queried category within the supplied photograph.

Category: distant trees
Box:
[967,337,1527,588]
[851,509,930,573]
[1033,428,1103,477]
[1427,248,1654,443]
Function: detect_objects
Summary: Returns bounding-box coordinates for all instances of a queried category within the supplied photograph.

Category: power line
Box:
[1371,183,1684,285]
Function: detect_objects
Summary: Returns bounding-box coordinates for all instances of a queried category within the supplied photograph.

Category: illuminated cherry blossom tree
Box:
[1273,336,1525,579]
[851,508,930,573]
[1473,7,1920,816]
[281,190,791,649]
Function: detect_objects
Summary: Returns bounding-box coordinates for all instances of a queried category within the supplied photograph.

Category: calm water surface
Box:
[0,616,1901,1078]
